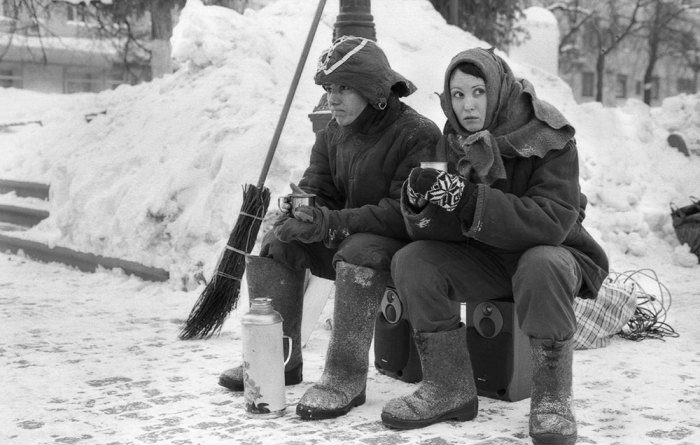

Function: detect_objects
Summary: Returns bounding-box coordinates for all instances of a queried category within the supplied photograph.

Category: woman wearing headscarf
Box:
[217,36,441,420]
[378,48,608,445]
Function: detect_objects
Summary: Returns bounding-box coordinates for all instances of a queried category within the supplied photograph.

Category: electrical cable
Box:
[611,269,679,341]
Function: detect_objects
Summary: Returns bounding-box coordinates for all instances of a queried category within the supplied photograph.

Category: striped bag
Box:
[573,275,637,350]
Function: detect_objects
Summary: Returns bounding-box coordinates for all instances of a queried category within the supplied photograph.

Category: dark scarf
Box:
[440,48,575,184]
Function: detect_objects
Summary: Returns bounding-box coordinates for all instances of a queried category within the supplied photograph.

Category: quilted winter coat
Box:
[296,95,441,242]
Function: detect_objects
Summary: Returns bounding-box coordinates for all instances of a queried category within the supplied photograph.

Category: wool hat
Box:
[314,36,416,110]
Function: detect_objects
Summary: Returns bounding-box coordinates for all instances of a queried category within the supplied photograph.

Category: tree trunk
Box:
[150,0,174,78]
[595,52,605,103]
[643,2,662,105]
[642,53,658,105]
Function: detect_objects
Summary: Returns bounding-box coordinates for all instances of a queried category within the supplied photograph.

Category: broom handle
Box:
[256,0,328,189]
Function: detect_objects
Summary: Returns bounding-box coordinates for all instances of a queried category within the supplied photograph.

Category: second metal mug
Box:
[278,194,316,216]
[420,161,448,171]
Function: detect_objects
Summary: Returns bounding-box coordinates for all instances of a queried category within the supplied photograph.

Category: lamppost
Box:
[334,0,376,41]
[308,0,376,132]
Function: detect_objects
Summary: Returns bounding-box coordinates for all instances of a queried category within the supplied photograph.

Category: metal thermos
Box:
[242,298,292,418]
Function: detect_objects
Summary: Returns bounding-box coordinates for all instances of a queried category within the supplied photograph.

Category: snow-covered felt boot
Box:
[218,255,305,391]
[529,337,577,445]
[381,324,478,429]
[296,261,388,420]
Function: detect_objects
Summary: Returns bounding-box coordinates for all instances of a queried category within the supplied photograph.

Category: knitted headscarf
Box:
[315,36,416,110]
[439,48,575,184]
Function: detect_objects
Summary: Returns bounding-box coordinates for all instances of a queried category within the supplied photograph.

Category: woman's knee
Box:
[260,235,309,270]
[514,246,578,287]
[334,233,406,270]
[512,246,580,339]
[391,241,444,288]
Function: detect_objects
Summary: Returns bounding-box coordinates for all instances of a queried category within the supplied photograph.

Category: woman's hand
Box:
[406,167,468,212]
[274,205,329,244]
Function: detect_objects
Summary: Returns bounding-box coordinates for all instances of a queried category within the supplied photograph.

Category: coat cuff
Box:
[455,181,478,226]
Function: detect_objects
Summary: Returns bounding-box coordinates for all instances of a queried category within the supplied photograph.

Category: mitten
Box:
[260,212,289,256]
[274,205,330,244]
[406,167,469,212]
[451,130,506,184]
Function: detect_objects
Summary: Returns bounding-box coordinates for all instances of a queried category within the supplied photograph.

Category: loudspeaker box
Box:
[466,298,532,402]
[373,286,422,383]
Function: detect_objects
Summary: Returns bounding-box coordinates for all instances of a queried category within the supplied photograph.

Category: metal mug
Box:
[278,194,316,217]
[413,162,448,207]
[420,161,448,171]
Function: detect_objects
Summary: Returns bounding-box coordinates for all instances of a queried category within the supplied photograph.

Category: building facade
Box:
[522,0,699,106]
[0,1,150,94]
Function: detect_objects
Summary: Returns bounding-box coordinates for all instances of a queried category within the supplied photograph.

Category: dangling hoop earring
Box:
[377,100,387,110]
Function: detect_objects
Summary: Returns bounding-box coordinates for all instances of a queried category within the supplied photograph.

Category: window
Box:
[107,64,126,89]
[25,20,40,35]
[651,76,660,100]
[677,78,694,94]
[581,72,594,97]
[66,4,87,22]
[64,67,102,93]
[1,0,10,17]
[635,80,642,95]
[0,67,22,88]
[615,74,627,98]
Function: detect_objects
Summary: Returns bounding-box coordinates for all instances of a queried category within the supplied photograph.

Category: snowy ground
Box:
[2,250,699,445]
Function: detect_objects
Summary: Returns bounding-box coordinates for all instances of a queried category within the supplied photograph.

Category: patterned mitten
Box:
[406,167,468,212]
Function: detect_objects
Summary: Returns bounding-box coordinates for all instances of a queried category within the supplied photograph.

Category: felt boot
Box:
[381,324,478,429]
[218,255,306,391]
[296,261,388,420]
[529,337,577,445]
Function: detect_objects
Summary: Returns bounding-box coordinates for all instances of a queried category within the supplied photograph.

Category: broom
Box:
[179,0,328,340]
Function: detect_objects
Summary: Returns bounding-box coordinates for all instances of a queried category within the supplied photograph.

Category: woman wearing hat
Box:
[376,48,608,444]
[217,36,441,420]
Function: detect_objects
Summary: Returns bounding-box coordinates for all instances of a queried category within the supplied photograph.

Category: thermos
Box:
[242,298,292,418]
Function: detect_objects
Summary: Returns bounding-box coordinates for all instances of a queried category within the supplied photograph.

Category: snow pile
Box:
[652,93,700,153]
[1,0,698,287]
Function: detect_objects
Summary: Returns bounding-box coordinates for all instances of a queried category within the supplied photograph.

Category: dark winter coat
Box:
[404,48,608,299]
[400,137,609,299]
[297,95,441,245]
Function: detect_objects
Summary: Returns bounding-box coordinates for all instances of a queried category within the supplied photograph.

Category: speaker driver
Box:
[472,301,504,338]
[380,287,402,324]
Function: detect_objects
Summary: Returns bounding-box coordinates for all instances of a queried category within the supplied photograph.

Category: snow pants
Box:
[391,241,583,341]
[261,230,407,280]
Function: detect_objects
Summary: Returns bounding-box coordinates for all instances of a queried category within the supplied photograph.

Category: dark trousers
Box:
[391,241,582,341]
[261,230,407,280]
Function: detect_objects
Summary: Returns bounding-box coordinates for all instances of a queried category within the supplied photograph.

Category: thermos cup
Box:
[414,161,449,207]
[420,161,448,171]
[278,193,316,217]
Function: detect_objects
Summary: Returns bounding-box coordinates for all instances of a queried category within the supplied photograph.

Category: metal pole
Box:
[334,0,376,41]
[449,0,459,26]
[258,0,327,187]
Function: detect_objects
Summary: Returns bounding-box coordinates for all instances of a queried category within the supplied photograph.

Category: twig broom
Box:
[179,0,328,340]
